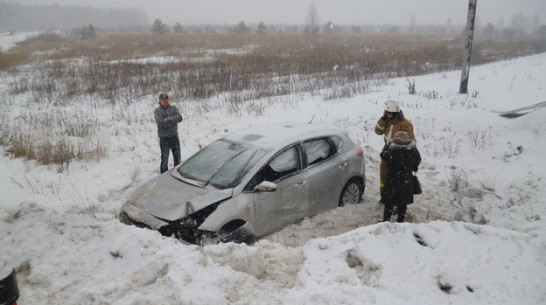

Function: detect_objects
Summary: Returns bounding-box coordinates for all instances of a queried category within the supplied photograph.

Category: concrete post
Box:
[460,0,478,94]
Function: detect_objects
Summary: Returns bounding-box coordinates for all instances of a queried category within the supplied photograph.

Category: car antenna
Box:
[308,114,315,124]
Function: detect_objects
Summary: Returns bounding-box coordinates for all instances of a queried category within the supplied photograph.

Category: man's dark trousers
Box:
[160,136,181,173]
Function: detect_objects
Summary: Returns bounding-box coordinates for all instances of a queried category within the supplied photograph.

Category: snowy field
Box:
[1,33,545,304]
[0,31,39,51]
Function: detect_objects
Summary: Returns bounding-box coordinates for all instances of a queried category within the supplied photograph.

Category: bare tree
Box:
[257,21,266,34]
[173,22,184,33]
[445,17,452,33]
[305,1,319,35]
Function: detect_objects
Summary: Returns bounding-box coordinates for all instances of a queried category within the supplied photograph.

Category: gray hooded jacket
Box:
[154,105,182,138]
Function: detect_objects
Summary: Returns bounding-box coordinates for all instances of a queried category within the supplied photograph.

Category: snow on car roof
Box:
[223,122,346,149]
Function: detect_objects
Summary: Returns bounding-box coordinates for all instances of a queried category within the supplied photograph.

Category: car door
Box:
[303,137,347,214]
[251,145,309,237]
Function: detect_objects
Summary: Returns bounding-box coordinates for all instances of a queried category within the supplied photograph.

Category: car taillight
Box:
[357,147,364,157]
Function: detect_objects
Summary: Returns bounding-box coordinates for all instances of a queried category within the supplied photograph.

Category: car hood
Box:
[127,172,233,221]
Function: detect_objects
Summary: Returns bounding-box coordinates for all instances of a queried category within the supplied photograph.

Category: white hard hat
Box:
[384,100,400,112]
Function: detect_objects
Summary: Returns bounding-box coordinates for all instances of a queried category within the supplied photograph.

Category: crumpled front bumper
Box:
[119,202,168,231]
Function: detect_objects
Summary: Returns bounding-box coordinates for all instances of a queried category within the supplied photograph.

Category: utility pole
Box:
[459,0,478,94]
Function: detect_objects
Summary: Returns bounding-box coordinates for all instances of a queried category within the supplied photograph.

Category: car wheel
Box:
[219,220,255,245]
[339,179,363,207]
[220,232,255,245]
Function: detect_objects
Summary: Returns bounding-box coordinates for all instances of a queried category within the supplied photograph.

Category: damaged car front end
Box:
[157,202,222,245]
[119,139,267,245]
[120,184,256,245]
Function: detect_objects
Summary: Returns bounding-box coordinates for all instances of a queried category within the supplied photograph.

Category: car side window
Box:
[244,146,300,191]
[330,136,342,150]
[303,138,336,166]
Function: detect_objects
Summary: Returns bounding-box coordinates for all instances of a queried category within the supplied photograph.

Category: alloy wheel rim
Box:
[343,183,360,204]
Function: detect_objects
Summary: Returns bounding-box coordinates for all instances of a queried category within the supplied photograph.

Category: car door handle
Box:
[339,162,348,169]
[294,181,307,188]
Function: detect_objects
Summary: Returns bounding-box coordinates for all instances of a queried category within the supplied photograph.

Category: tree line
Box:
[0,2,147,31]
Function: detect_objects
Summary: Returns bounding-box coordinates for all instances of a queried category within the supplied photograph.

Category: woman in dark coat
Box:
[380,131,421,222]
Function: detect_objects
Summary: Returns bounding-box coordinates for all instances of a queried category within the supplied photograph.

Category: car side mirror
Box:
[254,181,277,192]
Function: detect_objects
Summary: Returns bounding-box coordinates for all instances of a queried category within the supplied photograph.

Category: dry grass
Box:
[2,31,545,166]
[0,48,29,70]
[7,32,545,104]
[7,136,74,170]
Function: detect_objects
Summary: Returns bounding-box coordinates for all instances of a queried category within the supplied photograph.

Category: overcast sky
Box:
[11,0,546,26]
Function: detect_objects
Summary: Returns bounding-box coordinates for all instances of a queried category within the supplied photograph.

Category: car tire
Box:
[219,220,255,245]
[220,231,255,245]
[338,179,364,207]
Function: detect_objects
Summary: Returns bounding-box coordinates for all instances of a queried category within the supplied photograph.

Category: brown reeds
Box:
[2,31,545,165]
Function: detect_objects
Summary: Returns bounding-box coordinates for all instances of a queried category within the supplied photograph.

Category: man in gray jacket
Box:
[154,93,183,173]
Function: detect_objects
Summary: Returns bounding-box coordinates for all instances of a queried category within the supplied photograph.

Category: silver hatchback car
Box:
[119,122,365,245]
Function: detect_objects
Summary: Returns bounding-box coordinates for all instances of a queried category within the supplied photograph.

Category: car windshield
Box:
[177,139,268,189]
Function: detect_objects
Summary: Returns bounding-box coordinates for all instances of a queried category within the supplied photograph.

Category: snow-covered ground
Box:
[1,33,545,304]
[0,31,39,51]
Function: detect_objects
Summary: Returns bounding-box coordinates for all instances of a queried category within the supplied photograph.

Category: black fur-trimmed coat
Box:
[380,140,421,205]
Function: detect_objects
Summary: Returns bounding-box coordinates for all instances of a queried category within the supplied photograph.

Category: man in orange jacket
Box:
[374,100,416,199]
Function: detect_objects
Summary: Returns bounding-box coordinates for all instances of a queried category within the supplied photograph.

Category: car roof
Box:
[222,122,347,149]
